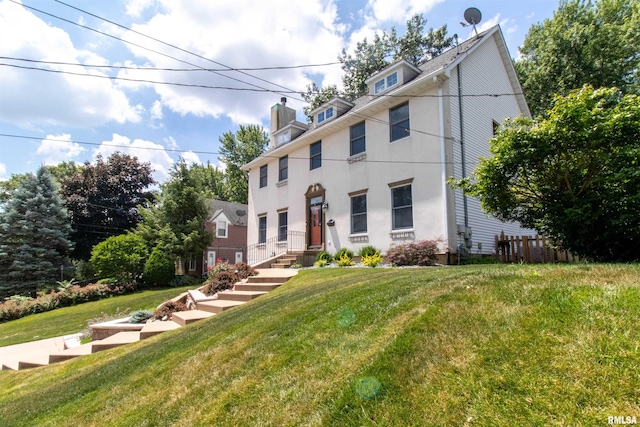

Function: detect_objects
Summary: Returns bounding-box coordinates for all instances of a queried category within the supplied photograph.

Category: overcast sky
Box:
[0,0,561,183]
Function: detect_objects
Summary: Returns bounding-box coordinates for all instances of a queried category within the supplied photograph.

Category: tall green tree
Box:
[62,153,155,260]
[0,161,82,205]
[136,160,212,266]
[515,0,640,117]
[337,13,452,101]
[451,86,640,262]
[0,167,73,297]
[218,125,268,204]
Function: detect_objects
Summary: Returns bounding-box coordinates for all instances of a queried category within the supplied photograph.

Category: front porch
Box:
[246,231,321,268]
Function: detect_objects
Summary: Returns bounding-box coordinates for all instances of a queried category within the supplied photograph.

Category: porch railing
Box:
[246,230,306,266]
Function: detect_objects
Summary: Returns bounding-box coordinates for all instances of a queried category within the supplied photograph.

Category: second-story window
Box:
[390,102,410,142]
[216,220,227,238]
[310,141,322,170]
[350,122,366,156]
[259,165,268,188]
[279,156,288,181]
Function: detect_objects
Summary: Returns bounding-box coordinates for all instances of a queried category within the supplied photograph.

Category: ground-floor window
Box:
[392,184,413,229]
[278,211,288,241]
[351,194,367,234]
[258,215,267,243]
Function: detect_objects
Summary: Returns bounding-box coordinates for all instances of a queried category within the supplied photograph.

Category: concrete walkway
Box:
[0,269,296,371]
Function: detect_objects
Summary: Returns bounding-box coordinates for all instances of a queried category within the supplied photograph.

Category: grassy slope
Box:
[0,286,193,347]
[0,265,638,426]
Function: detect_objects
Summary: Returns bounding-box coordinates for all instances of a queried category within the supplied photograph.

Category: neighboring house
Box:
[242,26,534,265]
[186,199,248,276]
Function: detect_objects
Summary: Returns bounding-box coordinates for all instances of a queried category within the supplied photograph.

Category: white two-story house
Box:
[242,26,533,265]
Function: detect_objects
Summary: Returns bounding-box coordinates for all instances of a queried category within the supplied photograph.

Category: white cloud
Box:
[150,100,163,120]
[0,1,141,129]
[94,134,174,183]
[164,136,178,150]
[180,150,201,165]
[369,0,444,23]
[36,134,85,165]
[119,0,346,125]
[0,162,7,180]
[126,0,155,17]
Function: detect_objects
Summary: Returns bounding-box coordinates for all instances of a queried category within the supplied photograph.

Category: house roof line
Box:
[242,25,522,171]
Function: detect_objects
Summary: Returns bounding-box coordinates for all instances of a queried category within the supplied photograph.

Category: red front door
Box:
[310,205,322,247]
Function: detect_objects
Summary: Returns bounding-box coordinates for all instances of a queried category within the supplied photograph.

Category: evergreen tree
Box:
[0,167,73,297]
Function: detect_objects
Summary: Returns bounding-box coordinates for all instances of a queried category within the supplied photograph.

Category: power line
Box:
[12,0,302,100]
[0,133,477,166]
[51,0,307,102]
[0,56,342,72]
[0,63,300,93]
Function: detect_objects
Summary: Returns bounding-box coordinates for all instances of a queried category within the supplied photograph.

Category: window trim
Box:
[389,101,410,142]
[259,165,268,188]
[216,219,228,238]
[188,258,196,272]
[350,193,367,235]
[278,211,288,242]
[317,106,334,124]
[279,155,288,182]
[310,140,322,170]
[374,71,398,95]
[350,121,366,156]
[391,184,413,230]
[258,215,267,244]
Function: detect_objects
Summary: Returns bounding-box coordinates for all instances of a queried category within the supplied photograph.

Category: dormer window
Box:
[317,106,334,124]
[276,130,290,146]
[374,72,398,94]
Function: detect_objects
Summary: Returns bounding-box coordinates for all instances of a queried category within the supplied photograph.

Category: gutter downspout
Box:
[438,86,450,263]
[457,63,469,229]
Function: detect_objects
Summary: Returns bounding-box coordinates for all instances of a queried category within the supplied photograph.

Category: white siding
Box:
[449,33,535,255]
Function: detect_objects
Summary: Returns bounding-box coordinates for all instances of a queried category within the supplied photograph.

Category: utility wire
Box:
[0,133,478,166]
[0,56,342,71]
[51,0,307,101]
[0,63,300,93]
[12,0,302,99]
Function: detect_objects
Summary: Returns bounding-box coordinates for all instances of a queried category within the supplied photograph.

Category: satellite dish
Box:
[464,7,482,25]
[462,7,482,37]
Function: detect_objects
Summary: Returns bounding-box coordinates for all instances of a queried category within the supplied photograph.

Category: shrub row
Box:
[312,240,441,268]
[0,282,136,323]
[202,262,258,296]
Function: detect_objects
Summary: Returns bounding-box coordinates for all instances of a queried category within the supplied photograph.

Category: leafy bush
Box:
[290,263,303,269]
[358,245,381,258]
[208,260,234,277]
[203,270,238,296]
[234,262,258,280]
[168,274,199,288]
[144,246,176,286]
[337,253,355,267]
[74,259,96,282]
[152,300,188,321]
[362,253,383,267]
[334,248,354,261]
[90,234,149,281]
[0,281,137,323]
[129,309,154,324]
[316,251,333,263]
[314,259,329,267]
[385,239,442,266]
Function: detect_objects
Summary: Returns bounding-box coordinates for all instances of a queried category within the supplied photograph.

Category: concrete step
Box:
[197,299,245,314]
[272,263,289,269]
[91,331,141,353]
[18,354,51,370]
[216,290,267,302]
[171,310,215,327]
[49,343,94,363]
[139,320,182,339]
[235,283,282,292]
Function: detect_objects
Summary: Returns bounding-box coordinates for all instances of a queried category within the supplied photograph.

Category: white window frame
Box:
[216,219,228,238]
[188,258,196,271]
[374,71,398,94]
[391,184,413,230]
[317,107,334,124]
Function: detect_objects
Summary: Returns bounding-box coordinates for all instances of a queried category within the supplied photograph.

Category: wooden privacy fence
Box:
[495,231,578,264]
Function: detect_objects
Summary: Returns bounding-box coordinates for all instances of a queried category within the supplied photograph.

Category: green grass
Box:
[0,264,638,426]
[0,286,193,347]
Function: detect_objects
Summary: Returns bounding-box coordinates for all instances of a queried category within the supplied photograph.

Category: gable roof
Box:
[242,25,528,171]
[208,199,248,226]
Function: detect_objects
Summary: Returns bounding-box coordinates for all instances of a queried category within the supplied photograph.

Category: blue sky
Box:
[0,0,561,183]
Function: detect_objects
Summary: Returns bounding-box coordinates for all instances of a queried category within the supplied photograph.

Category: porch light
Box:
[321,201,329,213]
